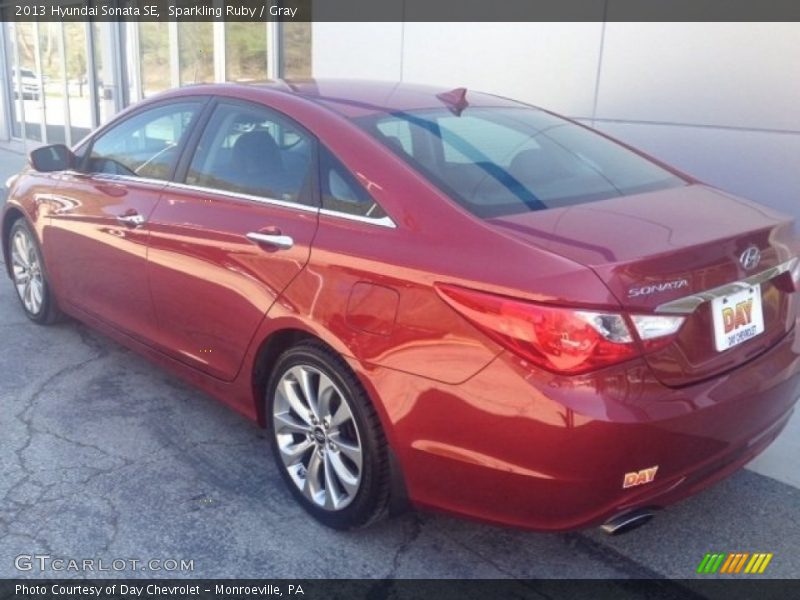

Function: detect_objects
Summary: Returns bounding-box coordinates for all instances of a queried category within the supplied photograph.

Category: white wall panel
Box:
[400,22,603,117]
[311,23,403,81]
[595,23,800,131]
[592,121,800,216]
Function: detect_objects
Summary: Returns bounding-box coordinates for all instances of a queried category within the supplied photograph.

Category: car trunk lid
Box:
[489,184,798,387]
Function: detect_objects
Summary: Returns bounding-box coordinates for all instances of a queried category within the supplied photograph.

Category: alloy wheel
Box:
[10,228,44,316]
[272,364,364,511]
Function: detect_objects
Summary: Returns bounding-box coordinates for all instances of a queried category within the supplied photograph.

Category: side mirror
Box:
[29,144,75,172]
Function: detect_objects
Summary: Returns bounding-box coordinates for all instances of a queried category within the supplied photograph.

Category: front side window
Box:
[357,106,687,218]
[186,102,314,206]
[87,101,201,180]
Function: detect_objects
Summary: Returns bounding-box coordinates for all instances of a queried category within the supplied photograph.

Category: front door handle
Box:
[116,213,145,227]
[246,231,294,250]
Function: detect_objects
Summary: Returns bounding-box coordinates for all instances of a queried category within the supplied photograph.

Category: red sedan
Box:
[3,80,799,533]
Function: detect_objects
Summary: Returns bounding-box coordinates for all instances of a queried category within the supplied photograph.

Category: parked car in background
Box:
[12,67,41,101]
[2,80,799,533]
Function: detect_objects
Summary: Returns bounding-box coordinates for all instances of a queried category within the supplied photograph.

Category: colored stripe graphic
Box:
[710,554,723,573]
[736,552,750,573]
[734,553,749,573]
[720,554,736,574]
[702,554,725,574]
[758,554,773,573]
[697,554,712,574]
[745,554,761,573]
[699,552,774,575]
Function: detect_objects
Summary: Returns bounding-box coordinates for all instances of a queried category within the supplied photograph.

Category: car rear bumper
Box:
[363,326,800,531]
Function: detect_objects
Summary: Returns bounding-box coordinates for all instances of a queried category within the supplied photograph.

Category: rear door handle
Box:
[116,213,146,227]
[246,231,294,250]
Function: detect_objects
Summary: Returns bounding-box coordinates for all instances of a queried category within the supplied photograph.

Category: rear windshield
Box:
[355,107,686,218]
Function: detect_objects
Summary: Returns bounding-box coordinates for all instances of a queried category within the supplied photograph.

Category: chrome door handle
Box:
[116,214,145,227]
[246,232,294,250]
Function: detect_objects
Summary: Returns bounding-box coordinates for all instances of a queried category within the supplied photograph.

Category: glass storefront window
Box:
[13,22,42,141]
[65,23,92,142]
[139,22,170,98]
[178,22,213,85]
[92,21,112,125]
[2,19,314,144]
[225,22,267,82]
[282,22,312,78]
[39,23,66,144]
[7,23,22,139]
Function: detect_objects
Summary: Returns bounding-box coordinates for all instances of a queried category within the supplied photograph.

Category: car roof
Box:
[164,79,528,119]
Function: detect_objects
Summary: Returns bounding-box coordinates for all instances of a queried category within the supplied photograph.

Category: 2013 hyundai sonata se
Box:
[3,80,799,532]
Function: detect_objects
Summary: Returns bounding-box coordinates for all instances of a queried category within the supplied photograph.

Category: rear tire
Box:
[7,218,62,325]
[266,341,390,529]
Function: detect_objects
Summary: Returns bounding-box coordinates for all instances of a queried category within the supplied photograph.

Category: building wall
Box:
[312,22,800,217]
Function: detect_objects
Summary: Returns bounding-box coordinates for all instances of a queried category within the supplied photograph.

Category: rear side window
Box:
[319,146,387,219]
[87,102,201,180]
[357,107,686,218]
[185,102,314,206]
[375,119,412,155]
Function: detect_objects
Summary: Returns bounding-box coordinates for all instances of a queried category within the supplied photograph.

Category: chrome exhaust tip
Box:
[601,508,656,536]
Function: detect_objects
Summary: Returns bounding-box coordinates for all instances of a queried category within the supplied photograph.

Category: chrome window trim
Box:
[61,173,398,228]
[655,257,799,315]
[165,182,397,227]
[164,181,319,214]
[62,171,172,188]
[319,208,397,229]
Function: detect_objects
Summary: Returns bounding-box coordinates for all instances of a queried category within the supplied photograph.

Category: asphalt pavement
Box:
[0,146,798,582]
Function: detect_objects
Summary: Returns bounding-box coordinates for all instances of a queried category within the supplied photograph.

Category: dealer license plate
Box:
[711,284,765,352]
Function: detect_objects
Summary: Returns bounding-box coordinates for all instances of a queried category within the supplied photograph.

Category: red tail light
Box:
[436,284,639,375]
[436,284,685,375]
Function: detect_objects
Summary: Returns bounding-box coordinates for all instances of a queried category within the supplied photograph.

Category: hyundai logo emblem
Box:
[739,246,761,271]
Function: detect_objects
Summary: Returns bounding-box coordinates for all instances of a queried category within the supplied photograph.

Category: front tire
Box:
[8,218,62,324]
[266,341,390,529]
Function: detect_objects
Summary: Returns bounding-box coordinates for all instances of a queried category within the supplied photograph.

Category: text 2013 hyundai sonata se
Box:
[3,80,799,532]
